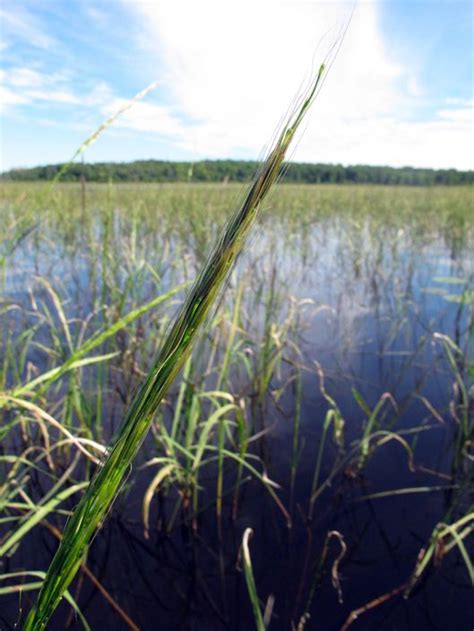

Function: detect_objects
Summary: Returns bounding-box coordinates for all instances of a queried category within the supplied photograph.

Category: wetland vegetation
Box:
[3,160,473,186]
[1,180,473,629]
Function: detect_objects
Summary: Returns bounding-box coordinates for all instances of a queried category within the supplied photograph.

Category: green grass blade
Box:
[0,482,88,558]
[241,528,265,631]
[12,283,187,399]
[23,66,325,630]
[0,572,90,630]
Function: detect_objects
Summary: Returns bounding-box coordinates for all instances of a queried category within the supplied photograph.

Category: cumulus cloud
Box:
[1,0,471,170]
[123,0,472,169]
[100,98,186,138]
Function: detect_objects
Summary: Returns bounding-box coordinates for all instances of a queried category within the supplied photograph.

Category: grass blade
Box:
[23,65,326,629]
[242,528,265,631]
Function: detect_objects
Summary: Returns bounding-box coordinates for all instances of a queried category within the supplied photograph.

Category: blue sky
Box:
[1,0,472,171]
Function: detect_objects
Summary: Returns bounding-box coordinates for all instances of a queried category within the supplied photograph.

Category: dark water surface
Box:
[1,184,473,630]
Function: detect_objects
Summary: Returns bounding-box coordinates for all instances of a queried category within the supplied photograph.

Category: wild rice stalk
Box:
[51,81,160,190]
[23,63,326,630]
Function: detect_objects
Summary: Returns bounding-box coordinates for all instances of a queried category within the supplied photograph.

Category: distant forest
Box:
[2,160,473,186]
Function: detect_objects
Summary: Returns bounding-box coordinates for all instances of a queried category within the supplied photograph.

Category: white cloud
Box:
[2,0,471,170]
[86,82,115,107]
[445,98,474,107]
[0,63,182,156]
[8,68,46,88]
[0,67,115,111]
[299,113,473,169]
[101,98,186,138]
[0,85,30,107]
[0,6,57,50]
[437,107,472,123]
[123,0,472,169]
[27,88,80,104]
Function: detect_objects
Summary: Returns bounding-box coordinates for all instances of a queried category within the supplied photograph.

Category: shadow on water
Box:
[1,183,473,630]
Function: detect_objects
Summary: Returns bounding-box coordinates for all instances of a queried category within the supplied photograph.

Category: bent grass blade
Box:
[242,528,266,631]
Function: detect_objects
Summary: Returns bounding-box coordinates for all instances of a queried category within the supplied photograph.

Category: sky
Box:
[0,0,473,172]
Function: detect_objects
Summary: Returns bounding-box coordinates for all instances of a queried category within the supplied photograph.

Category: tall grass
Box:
[22,65,326,629]
[1,153,472,626]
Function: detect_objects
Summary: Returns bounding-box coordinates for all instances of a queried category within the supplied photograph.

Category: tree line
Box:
[2,159,473,185]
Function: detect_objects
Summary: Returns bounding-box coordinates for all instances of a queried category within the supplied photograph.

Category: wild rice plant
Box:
[405,510,474,596]
[23,64,326,629]
[307,362,344,520]
[434,333,473,464]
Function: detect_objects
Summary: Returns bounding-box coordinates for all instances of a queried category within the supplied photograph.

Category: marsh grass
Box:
[21,66,327,629]
[0,178,472,625]
[405,510,474,596]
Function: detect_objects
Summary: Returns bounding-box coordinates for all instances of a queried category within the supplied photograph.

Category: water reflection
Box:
[1,184,473,630]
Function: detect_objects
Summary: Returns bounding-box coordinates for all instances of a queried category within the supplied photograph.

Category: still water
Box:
[1,184,473,630]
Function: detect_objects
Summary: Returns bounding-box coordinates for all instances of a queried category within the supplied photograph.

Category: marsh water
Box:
[1,183,473,630]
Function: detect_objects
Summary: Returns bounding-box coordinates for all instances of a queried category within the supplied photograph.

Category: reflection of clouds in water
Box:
[2,183,472,631]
